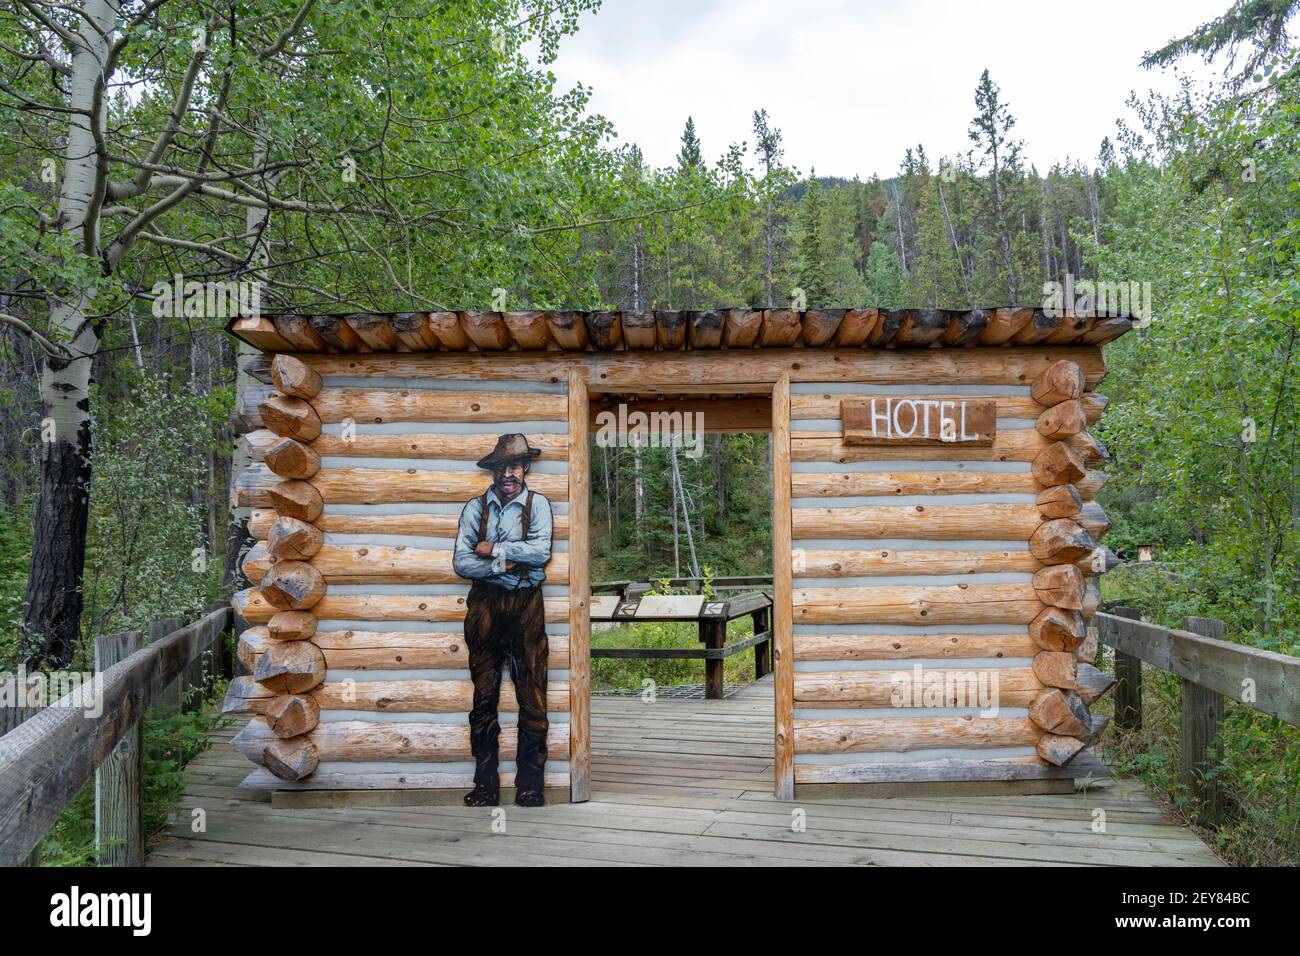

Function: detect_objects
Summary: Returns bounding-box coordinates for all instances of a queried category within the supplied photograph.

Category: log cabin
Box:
[226,307,1129,800]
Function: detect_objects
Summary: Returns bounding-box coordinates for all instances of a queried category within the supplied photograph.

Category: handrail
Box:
[1095,609,1300,826]
[0,604,232,866]
[1095,611,1300,726]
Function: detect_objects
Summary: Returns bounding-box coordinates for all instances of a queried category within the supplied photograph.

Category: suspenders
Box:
[477,489,533,545]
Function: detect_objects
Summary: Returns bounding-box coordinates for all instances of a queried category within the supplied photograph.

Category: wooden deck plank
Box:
[150,678,1220,867]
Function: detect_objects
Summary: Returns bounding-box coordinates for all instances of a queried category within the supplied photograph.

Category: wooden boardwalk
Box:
[149,678,1221,867]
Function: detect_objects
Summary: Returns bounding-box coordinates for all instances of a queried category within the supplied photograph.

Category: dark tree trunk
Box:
[22,420,93,668]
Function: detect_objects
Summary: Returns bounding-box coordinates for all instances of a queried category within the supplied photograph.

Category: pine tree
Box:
[796,175,833,306]
[677,116,703,171]
[968,69,1023,304]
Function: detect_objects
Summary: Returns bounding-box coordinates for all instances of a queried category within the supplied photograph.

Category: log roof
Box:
[227,307,1133,355]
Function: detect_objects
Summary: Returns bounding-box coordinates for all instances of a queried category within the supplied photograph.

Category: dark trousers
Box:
[464,581,549,792]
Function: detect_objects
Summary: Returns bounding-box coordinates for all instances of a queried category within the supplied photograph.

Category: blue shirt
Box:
[453,486,553,590]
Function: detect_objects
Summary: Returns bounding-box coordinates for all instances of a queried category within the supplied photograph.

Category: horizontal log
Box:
[241,385,566,427]
[1030,519,1095,564]
[248,507,570,540]
[794,548,1038,576]
[792,471,1038,497]
[264,437,320,479]
[1078,500,1111,540]
[261,737,318,781]
[789,469,1107,502]
[1030,360,1084,406]
[271,354,322,399]
[792,504,1041,540]
[1037,733,1085,767]
[295,347,1108,389]
[253,640,326,694]
[791,392,1107,424]
[312,431,568,461]
[1033,651,1078,689]
[793,584,1042,625]
[793,716,1042,754]
[240,589,570,625]
[315,594,568,624]
[234,717,570,763]
[1032,564,1085,610]
[311,680,570,713]
[241,769,570,790]
[1030,607,1087,652]
[259,394,321,441]
[1074,662,1117,705]
[309,629,570,670]
[268,480,323,522]
[235,461,566,507]
[246,544,570,586]
[794,667,1042,707]
[266,516,323,561]
[793,753,1102,784]
[793,632,1038,661]
[264,694,320,738]
[260,560,325,611]
[268,611,317,641]
[1037,483,1082,519]
[792,429,1106,464]
[222,676,273,714]
[1029,688,1092,737]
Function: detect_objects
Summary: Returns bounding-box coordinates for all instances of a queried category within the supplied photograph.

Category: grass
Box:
[591,616,762,692]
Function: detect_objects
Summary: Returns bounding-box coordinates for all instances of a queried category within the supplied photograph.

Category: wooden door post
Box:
[1180,616,1226,826]
[1111,606,1143,730]
[95,630,145,866]
[567,368,591,803]
[771,373,794,800]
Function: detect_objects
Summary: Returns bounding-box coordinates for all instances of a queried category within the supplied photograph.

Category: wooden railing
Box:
[0,605,232,866]
[1095,608,1300,825]
[592,574,774,601]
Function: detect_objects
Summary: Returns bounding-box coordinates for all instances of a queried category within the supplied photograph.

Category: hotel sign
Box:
[841,397,997,446]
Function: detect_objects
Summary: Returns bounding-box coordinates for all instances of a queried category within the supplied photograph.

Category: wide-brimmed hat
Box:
[476,433,542,470]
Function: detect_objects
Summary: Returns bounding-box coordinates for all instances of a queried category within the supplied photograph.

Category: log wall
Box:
[229,358,573,792]
[227,344,1118,796]
[788,364,1115,786]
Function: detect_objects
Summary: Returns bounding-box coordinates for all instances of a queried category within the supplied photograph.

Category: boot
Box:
[514,788,545,808]
[463,784,499,807]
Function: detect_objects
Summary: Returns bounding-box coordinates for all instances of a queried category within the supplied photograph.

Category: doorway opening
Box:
[582,388,777,796]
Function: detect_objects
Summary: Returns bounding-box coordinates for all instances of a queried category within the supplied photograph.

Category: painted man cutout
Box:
[452,433,554,807]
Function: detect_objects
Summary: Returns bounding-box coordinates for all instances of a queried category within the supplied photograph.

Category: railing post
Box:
[95,630,145,867]
[1180,616,1226,826]
[751,606,771,679]
[149,617,185,716]
[1110,606,1144,730]
[701,619,726,699]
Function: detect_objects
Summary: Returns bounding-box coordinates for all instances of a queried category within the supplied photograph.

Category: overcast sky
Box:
[541,0,1231,179]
